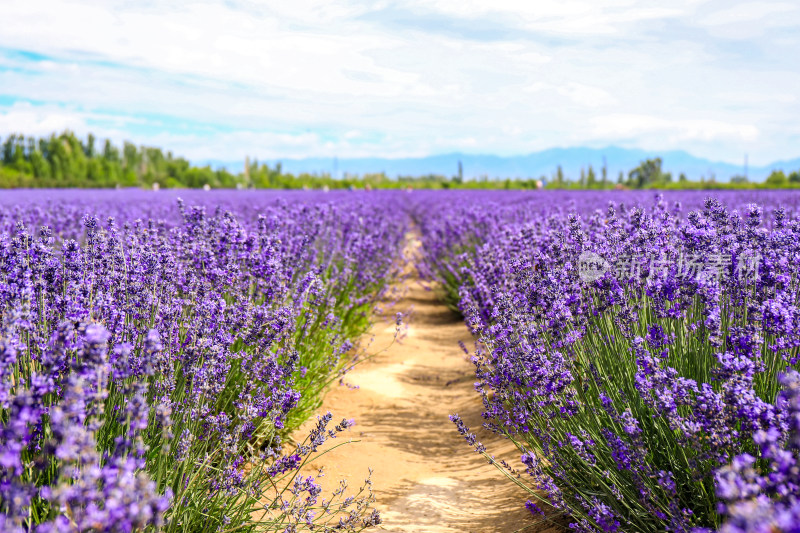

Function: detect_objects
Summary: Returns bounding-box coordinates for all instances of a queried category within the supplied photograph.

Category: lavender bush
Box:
[415,191,800,532]
[1,191,404,531]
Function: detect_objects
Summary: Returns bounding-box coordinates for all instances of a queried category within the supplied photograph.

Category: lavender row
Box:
[414,190,800,532]
[1,191,407,531]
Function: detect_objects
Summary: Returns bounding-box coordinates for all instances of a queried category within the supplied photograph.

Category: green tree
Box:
[86,133,96,158]
[30,149,50,178]
[587,165,597,188]
[628,158,665,188]
[765,170,788,187]
[2,135,14,164]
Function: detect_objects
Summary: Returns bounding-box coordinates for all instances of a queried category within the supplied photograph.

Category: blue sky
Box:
[0,0,798,165]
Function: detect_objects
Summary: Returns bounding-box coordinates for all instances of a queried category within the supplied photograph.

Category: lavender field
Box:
[3,189,800,532]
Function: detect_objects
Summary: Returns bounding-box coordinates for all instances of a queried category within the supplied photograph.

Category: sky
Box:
[0,0,799,165]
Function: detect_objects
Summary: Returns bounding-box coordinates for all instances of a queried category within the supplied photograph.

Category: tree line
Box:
[2,131,799,190]
[545,157,800,190]
[0,131,241,189]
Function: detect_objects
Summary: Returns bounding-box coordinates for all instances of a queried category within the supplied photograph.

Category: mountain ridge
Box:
[197,147,800,182]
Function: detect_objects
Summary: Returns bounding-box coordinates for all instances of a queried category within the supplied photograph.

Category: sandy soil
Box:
[297,236,562,533]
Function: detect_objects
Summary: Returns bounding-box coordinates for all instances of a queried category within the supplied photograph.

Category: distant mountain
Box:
[199,147,800,183]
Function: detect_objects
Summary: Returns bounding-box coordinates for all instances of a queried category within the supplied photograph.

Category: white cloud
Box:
[559,83,618,107]
[0,0,798,164]
[0,102,91,136]
[591,114,760,142]
[697,2,799,28]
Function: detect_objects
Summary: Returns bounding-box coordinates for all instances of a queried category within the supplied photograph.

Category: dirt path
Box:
[299,235,557,532]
